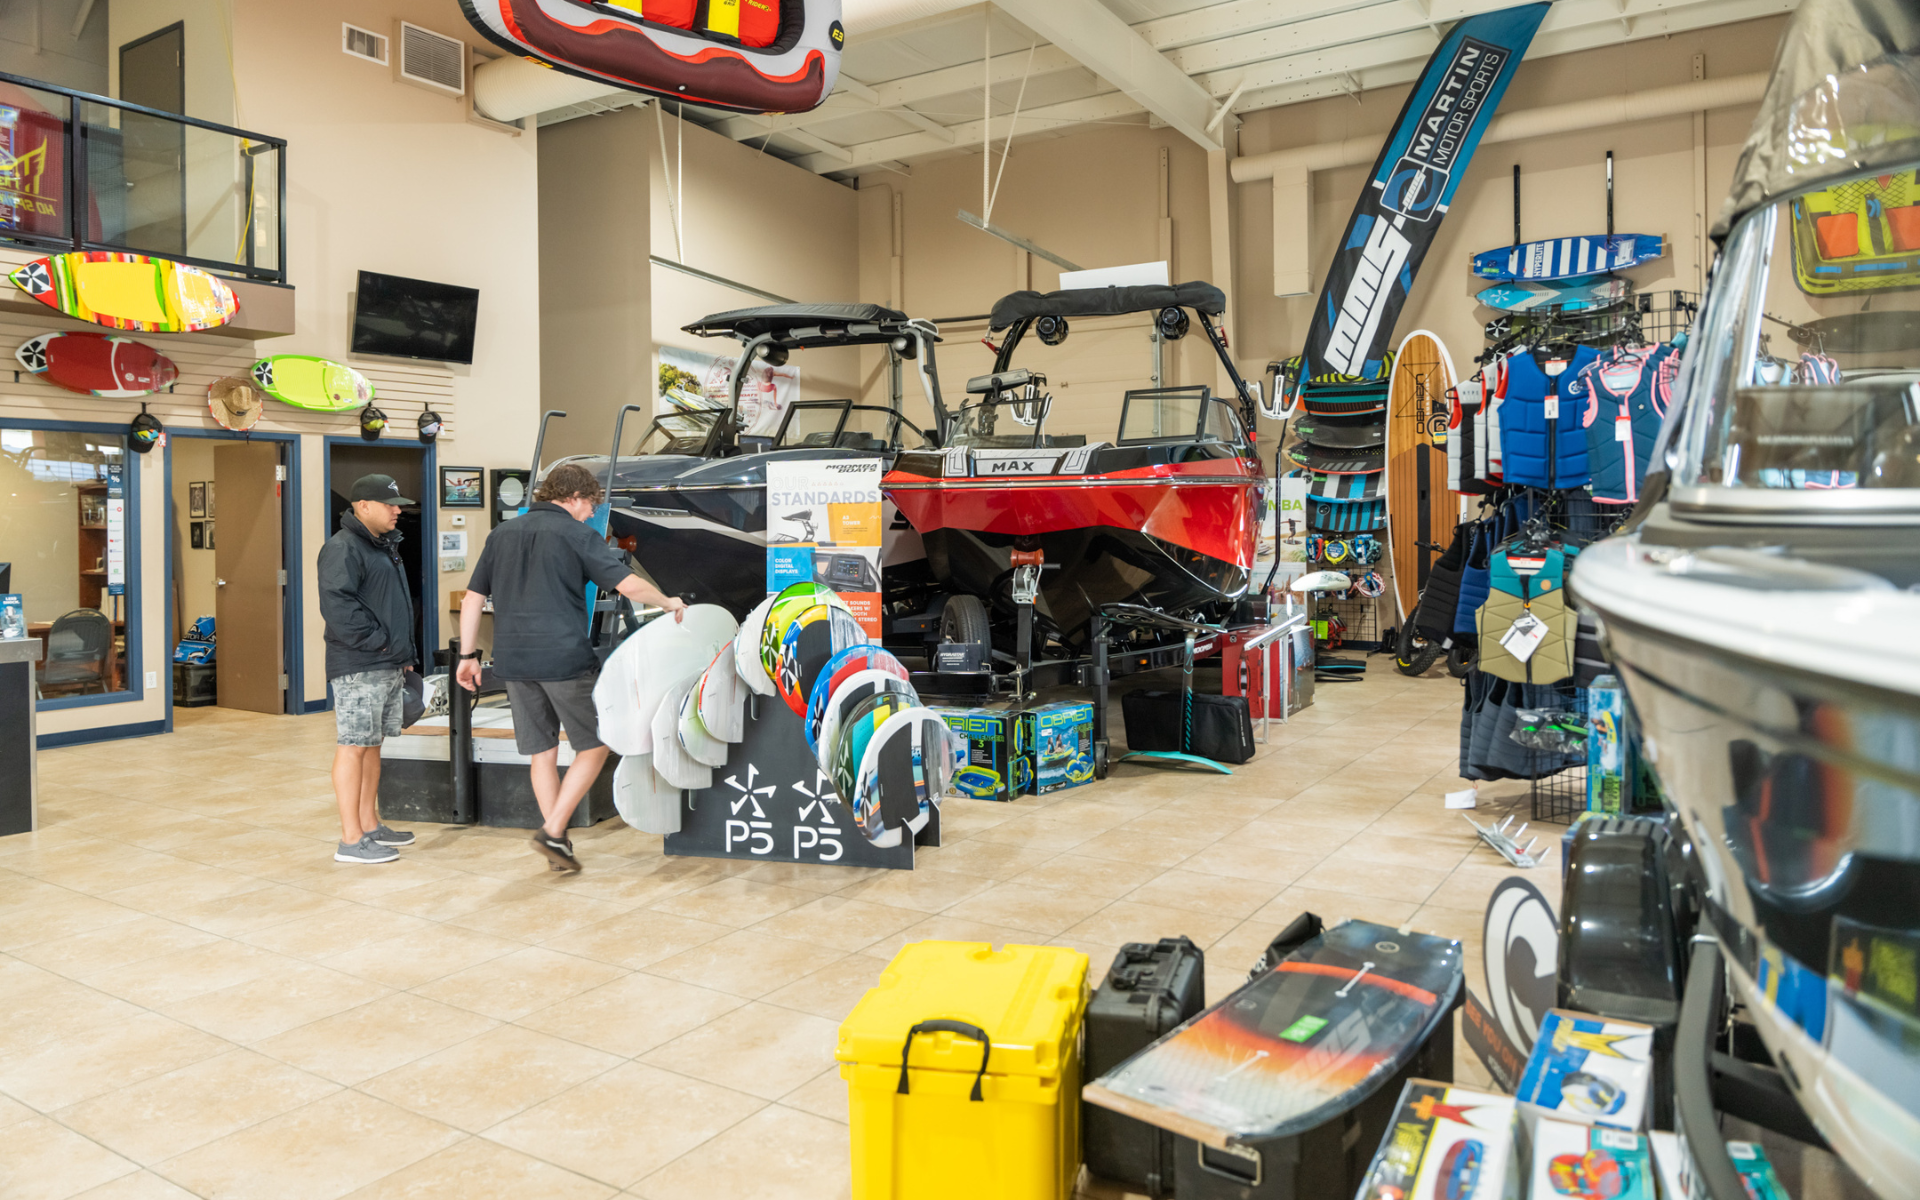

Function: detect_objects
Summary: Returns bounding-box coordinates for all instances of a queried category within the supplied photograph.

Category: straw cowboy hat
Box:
[207,375,262,431]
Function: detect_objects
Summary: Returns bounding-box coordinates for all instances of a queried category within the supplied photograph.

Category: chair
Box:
[39,608,113,695]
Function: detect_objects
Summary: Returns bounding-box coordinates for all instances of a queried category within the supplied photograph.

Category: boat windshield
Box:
[630,411,724,457]
[772,400,933,452]
[1672,61,1920,517]
[1116,386,1247,444]
[949,394,1087,450]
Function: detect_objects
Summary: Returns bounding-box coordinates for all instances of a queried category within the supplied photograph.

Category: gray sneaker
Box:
[335,834,399,865]
[369,824,416,848]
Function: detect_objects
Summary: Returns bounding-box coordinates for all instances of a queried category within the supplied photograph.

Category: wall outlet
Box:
[450,515,465,526]
[145,671,156,689]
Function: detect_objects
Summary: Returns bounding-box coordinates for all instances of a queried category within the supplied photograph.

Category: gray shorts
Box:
[505,672,603,756]
[334,668,404,747]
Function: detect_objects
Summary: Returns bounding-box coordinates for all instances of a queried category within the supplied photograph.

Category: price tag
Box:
[1616,415,1632,442]
[1543,392,1559,420]
[1500,613,1547,663]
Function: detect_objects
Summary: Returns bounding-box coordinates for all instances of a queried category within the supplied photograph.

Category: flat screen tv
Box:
[351,270,479,364]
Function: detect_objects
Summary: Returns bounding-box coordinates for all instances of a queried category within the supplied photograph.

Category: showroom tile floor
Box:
[1,667,1557,1200]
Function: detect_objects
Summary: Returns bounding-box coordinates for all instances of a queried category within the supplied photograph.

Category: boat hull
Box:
[1573,536,1920,1198]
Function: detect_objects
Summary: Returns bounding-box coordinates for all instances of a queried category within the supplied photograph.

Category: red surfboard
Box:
[15,331,178,398]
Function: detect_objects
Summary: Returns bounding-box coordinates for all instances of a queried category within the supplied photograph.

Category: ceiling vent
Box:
[397,22,465,96]
[342,24,387,66]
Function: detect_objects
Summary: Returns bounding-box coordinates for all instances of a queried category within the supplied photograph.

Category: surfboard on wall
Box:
[1474,276,1633,314]
[251,355,374,412]
[9,252,238,333]
[15,332,177,397]
[1387,331,1459,621]
[1470,234,1666,282]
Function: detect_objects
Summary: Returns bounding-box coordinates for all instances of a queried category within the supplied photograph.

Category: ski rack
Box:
[1464,812,1545,867]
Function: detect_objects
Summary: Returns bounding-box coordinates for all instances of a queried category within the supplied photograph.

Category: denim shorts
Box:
[334,668,405,747]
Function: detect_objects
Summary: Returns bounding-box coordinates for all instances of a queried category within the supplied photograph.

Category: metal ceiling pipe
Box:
[1230,72,1770,182]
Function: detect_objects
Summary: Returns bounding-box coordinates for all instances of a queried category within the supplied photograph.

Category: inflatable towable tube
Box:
[459,0,844,116]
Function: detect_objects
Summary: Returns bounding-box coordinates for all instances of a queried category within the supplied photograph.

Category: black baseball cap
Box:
[350,474,415,505]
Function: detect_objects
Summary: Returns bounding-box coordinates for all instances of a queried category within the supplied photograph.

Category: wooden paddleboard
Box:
[15,331,177,397]
[1387,331,1458,621]
[1083,919,1464,1148]
[9,251,238,332]
[251,355,374,411]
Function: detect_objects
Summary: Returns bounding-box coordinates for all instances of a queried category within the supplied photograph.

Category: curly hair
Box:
[533,462,604,505]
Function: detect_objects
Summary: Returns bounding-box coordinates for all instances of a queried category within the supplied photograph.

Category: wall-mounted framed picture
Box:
[440,466,484,508]
[188,482,206,518]
[189,521,205,549]
[206,520,215,549]
[490,468,532,526]
[205,481,216,517]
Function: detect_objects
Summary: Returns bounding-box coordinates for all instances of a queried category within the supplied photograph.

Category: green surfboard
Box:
[250,355,373,412]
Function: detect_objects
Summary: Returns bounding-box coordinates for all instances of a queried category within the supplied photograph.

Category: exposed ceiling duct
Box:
[471,55,631,124]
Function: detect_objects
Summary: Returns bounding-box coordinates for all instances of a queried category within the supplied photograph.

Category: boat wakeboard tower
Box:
[459,0,843,115]
[1568,2,1920,1195]
[548,303,946,622]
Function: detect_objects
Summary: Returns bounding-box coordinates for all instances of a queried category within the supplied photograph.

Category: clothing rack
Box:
[1478,288,1699,364]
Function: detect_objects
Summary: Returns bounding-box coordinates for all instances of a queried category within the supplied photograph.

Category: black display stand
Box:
[665,696,937,870]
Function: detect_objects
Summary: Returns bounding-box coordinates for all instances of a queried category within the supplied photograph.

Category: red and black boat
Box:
[884,282,1263,643]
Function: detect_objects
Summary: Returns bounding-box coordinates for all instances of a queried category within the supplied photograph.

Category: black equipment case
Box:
[1083,937,1207,1197]
[1121,691,1256,764]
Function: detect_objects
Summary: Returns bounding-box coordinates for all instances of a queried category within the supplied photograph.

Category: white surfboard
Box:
[595,604,737,755]
[678,680,730,768]
[735,595,778,697]
[612,752,681,835]
[697,642,746,743]
[651,674,713,790]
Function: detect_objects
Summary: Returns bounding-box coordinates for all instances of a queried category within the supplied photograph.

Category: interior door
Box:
[214,442,283,713]
[119,24,186,254]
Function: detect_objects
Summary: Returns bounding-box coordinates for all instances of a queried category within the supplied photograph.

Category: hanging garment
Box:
[1453,522,1494,635]
[1797,352,1845,384]
[1574,344,1678,505]
[1477,542,1578,684]
[1447,381,1480,493]
[1460,672,1587,781]
[1482,356,1507,482]
[1414,523,1470,642]
[1497,346,1599,488]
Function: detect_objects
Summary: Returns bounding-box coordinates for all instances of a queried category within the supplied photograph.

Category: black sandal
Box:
[530,831,581,872]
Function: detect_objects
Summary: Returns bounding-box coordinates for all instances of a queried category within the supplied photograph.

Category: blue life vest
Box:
[1497,347,1598,489]
[1572,345,1677,505]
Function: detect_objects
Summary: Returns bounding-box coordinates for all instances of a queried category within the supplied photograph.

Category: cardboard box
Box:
[1027,701,1095,794]
[1356,1079,1525,1200]
[1647,1131,1689,1200]
[931,707,1030,801]
[1728,1141,1790,1200]
[1518,1010,1657,1132]
[1529,1118,1656,1200]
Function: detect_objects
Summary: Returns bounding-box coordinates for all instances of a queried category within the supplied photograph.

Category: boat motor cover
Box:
[1714,0,1920,240]
[989,283,1225,330]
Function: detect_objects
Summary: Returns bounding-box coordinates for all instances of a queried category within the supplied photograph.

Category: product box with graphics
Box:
[1529,1118,1656,1200]
[930,706,1030,801]
[1355,1079,1524,1200]
[1517,1009,1656,1131]
[1027,701,1095,794]
[1729,1141,1790,1200]
[0,594,22,640]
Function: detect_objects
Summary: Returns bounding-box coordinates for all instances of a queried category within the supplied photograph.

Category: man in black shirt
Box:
[455,463,684,870]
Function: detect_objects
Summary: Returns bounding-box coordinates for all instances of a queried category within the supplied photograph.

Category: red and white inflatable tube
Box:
[459,0,843,116]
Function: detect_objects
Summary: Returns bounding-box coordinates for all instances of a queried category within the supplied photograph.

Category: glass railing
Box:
[0,70,284,283]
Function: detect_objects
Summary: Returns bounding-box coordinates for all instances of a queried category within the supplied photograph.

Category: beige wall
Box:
[0,432,87,623]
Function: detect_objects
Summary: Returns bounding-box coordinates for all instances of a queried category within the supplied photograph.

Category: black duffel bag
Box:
[1121,690,1256,764]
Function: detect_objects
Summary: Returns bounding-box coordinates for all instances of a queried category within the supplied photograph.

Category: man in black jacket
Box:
[319,474,420,865]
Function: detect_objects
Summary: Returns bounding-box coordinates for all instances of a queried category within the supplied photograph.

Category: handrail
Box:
[0,69,287,146]
[0,67,288,283]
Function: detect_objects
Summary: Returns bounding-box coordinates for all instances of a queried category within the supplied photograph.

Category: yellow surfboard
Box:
[9,251,238,333]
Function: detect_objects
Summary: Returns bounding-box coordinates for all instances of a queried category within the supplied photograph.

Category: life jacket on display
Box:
[1574,344,1677,505]
[1453,522,1494,636]
[1476,542,1577,684]
[1414,523,1469,643]
[1496,347,1598,489]
[460,0,840,115]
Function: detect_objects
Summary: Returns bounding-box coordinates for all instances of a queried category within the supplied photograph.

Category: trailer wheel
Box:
[938,593,990,647]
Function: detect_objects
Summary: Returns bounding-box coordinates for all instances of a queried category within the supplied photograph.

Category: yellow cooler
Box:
[837,941,1090,1200]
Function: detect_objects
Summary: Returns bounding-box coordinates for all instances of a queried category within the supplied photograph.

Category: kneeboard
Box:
[9,251,238,332]
[735,594,779,697]
[1475,276,1631,313]
[777,602,866,717]
[592,604,738,755]
[1082,919,1464,1147]
[831,692,913,829]
[816,670,917,777]
[806,646,909,753]
[696,642,745,743]
[251,355,374,411]
[16,332,178,398]
[1471,234,1665,282]
[1388,331,1459,621]
[652,674,713,790]
[759,582,848,686]
[852,707,956,850]
[677,681,729,768]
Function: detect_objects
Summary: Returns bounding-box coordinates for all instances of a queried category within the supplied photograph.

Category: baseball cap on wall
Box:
[350,474,415,505]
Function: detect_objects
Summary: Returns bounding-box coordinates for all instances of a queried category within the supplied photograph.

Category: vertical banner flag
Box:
[766,459,884,639]
[105,465,125,597]
[1302,3,1548,381]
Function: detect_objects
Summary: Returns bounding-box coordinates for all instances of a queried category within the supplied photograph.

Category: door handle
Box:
[216,578,227,586]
